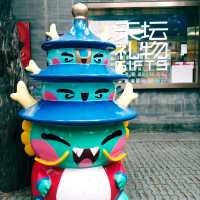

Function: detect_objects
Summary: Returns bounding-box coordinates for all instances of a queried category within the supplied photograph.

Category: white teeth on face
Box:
[90,147,99,156]
[73,147,99,157]
[73,147,84,157]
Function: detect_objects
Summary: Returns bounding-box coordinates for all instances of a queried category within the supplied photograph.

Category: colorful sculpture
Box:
[11,3,138,200]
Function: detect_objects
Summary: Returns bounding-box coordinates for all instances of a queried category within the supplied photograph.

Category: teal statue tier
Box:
[11,3,138,200]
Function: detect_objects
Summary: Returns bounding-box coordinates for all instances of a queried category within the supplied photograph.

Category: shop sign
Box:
[127,20,169,71]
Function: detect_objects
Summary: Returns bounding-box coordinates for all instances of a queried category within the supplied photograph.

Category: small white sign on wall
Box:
[171,62,194,83]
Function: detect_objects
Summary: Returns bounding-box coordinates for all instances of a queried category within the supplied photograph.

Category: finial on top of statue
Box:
[72,3,88,19]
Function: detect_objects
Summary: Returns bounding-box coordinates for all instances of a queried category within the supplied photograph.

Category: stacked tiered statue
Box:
[11,3,138,200]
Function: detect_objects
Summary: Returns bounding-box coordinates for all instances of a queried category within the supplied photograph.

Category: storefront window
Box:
[89,7,199,87]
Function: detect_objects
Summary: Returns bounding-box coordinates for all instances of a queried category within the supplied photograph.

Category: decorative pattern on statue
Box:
[10,2,138,200]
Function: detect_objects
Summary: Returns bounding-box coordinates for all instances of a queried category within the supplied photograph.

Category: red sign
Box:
[16,22,31,68]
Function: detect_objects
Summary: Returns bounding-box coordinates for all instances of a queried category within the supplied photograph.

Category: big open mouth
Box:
[72,147,100,167]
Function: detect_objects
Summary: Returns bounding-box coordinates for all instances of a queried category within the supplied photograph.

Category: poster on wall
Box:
[16,22,31,68]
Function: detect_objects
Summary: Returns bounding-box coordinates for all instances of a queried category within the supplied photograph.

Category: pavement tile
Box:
[1,132,200,200]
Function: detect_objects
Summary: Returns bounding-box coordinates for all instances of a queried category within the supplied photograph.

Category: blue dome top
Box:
[19,3,138,125]
[42,18,116,51]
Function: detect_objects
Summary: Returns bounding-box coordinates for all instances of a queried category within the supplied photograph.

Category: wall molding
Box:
[87,1,200,9]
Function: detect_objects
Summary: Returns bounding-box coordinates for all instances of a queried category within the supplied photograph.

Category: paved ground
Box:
[126,133,200,200]
[1,132,200,200]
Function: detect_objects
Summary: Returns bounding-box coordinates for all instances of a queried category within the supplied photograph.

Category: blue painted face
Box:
[42,82,115,101]
[47,48,109,65]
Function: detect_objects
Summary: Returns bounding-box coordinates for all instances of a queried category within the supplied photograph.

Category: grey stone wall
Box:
[12,0,74,67]
[0,0,33,192]
[130,89,200,132]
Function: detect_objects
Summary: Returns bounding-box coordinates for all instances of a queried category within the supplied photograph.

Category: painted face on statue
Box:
[42,82,115,101]
[47,48,109,65]
[30,122,128,168]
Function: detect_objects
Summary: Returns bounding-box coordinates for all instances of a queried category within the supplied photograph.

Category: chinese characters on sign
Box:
[128,21,169,72]
[114,20,170,83]
[90,19,172,83]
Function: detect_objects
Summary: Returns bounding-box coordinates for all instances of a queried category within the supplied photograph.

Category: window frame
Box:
[87,1,200,89]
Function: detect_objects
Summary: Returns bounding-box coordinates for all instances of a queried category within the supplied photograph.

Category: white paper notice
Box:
[180,44,187,56]
[171,62,194,83]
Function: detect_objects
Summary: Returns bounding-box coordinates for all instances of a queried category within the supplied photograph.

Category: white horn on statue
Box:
[116,82,138,108]
[45,23,59,40]
[25,59,41,74]
[10,81,37,109]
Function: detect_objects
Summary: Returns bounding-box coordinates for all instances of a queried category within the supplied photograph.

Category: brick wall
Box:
[13,0,74,67]
[130,89,200,132]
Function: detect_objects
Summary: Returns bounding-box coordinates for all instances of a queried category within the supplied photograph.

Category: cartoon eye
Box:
[101,130,122,145]
[57,89,75,99]
[93,53,103,63]
[41,133,71,147]
[95,88,109,99]
[61,52,74,63]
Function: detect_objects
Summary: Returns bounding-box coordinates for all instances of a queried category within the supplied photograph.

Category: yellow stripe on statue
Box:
[35,151,69,166]
[103,149,127,162]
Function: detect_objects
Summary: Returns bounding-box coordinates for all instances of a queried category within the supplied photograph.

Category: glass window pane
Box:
[89,7,199,84]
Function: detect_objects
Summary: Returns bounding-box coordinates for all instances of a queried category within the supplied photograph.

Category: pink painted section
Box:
[79,159,92,168]
[52,58,60,64]
[110,136,126,157]
[31,139,59,161]
[104,59,109,65]
[43,91,57,101]
[108,92,115,100]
